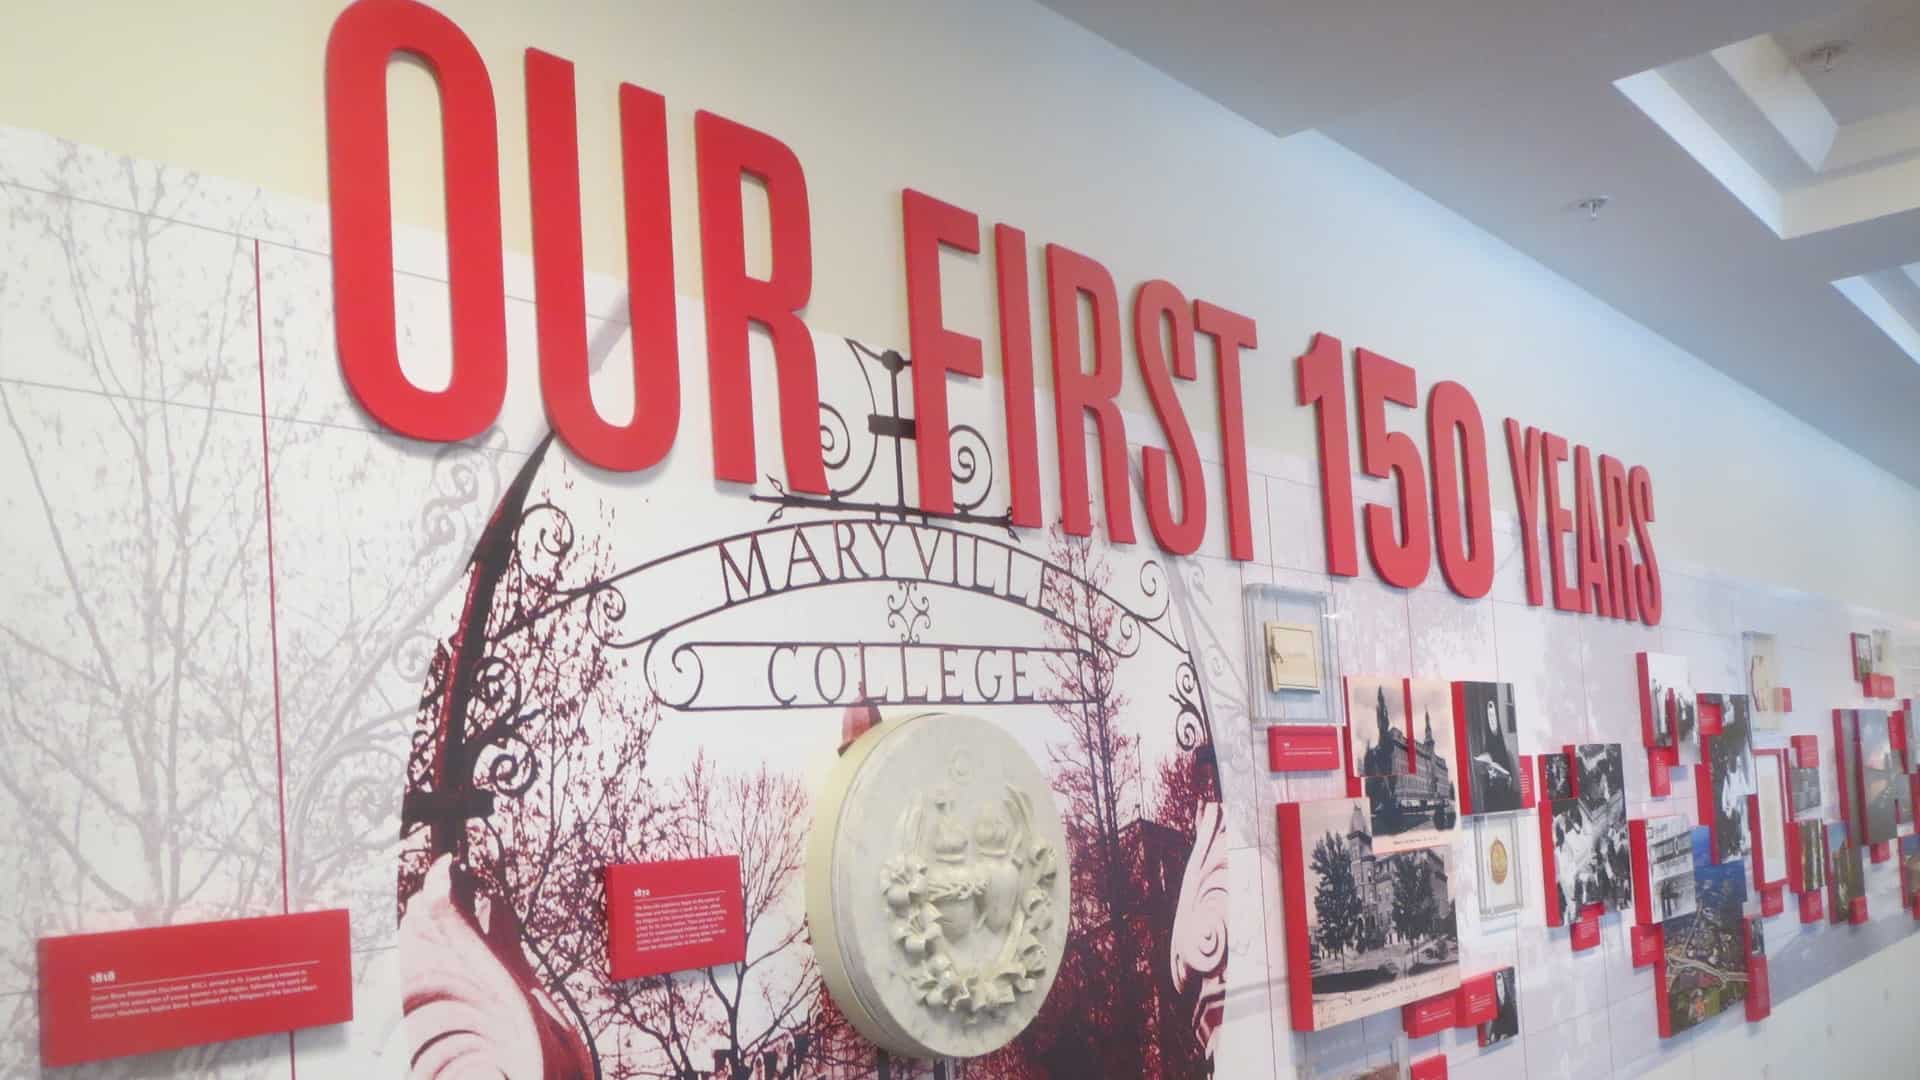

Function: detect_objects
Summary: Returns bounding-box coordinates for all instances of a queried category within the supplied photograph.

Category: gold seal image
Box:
[1489,838,1510,885]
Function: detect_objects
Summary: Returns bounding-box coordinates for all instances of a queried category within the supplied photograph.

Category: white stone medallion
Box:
[806,712,1071,1059]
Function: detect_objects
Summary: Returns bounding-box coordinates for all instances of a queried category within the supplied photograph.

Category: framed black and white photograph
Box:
[1288,797,1462,1030]
[1643,814,1698,923]
[1348,676,1410,781]
[1540,751,1573,802]
[1576,743,1633,912]
[1370,679,1460,854]
[1703,694,1755,863]
[1457,681,1522,814]
[1477,966,1519,1048]
[1475,812,1524,917]
[1639,652,1691,751]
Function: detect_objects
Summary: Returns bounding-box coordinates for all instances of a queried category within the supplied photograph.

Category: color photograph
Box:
[1857,710,1897,845]
[1704,695,1755,863]
[1369,680,1460,854]
[1295,797,1462,1031]
[1478,966,1519,1048]
[1900,836,1920,911]
[1789,767,1821,816]
[1644,814,1699,923]
[1458,681,1522,814]
[1349,676,1411,780]
[1475,812,1525,917]
[1660,827,1748,1036]
[1796,820,1826,894]
[1754,751,1788,883]
[1828,823,1865,923]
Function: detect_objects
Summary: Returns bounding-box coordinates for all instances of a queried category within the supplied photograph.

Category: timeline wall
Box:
[4,1,1920,1079]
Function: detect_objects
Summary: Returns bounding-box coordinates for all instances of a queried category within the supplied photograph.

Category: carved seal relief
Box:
[807,712,1071,1059]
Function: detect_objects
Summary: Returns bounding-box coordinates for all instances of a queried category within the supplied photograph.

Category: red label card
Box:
[1631,923,1662,968]
[1570,911,1601,952]
[1791,734,1819,768]
[1800,891,1823,923]
[1518,754,1535,808]
[1410,1054,1449,1080]
[1760,885,1784,918]
[1453,972,1497,1026]
[1747,954,1770,1021]
[1780,687,1793,712]
[1402,989,1458,1037]
[1871,841,1891,864]
[1647,745,1674,797]
[1267,725,1343,771]
[1850,895,1869,924]
[37,910,352,1068]
[607,856,746,980]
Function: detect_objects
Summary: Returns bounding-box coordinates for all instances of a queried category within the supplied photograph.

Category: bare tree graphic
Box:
[0,161,289,1073]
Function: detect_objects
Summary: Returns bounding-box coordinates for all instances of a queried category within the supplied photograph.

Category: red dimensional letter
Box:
[1427,381,1493,598]
[696,111,825,493]
[1573,445,1610,616]
[525,51,678,471]
[1540,431,1579,612]
[1196,301,1257,561]
[1134,281,1205,555]
[902,190,983,515]
[326,0,505,442]
[1600,454,1637,621]
[1630,465,1662,625]
[1504,420,1545,606]
[1355,348,1431,589]
[1298,333,1357,576]
[994,225,1043,528]
[1046,245,1133,542]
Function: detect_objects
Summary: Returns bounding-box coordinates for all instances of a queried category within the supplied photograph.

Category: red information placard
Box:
[1402,989,1458,1037]
[1518,754,1535,808]
[1410,1053,1449,1080]
[1453,972,1497,1026]
[1630,923,1662,968]
[1745,917,1770,1022]
[1570,909,1601,952]
[1799,890,1823,924]
[607,856,747,980]
[37,909,352,1068]
[1267,725,1343,772]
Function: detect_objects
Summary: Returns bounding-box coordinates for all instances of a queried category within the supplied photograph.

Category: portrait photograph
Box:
[1477,966,1519,1048]
[1458,680,1522,814]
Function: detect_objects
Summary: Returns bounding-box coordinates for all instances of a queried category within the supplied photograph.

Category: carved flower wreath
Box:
[880,844,1059,1021]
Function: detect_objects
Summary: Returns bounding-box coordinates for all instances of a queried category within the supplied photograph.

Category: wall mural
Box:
[5,112,1920,1079]
[391,337,1226,1077]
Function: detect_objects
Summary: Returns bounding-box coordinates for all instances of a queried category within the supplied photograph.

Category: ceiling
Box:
[1041,0,1920,487]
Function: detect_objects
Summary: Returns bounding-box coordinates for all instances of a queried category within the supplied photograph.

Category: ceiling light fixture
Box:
[1802,40,1849,73]
[1573,196,1610,222]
